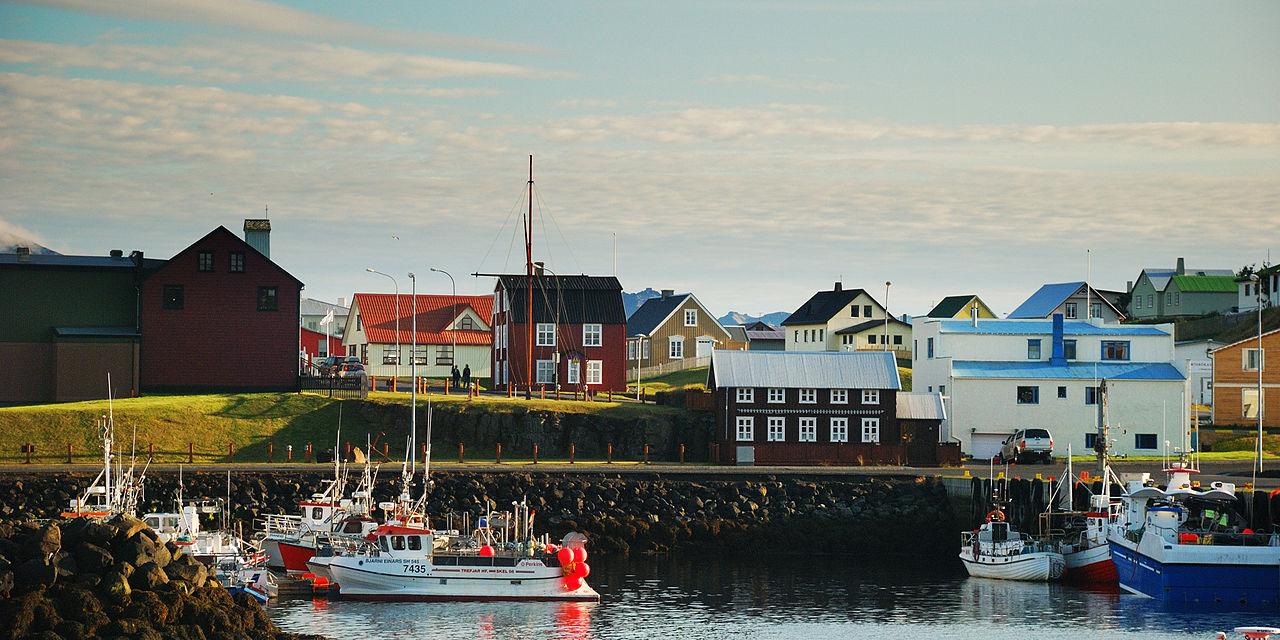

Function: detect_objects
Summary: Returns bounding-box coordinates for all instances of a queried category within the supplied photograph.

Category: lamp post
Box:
[883,281,891,352]
[634,334,647,400]
[366,268,400,390]
[1250,273,1263,476]
[430,267,457,378]
[408,272,417,450]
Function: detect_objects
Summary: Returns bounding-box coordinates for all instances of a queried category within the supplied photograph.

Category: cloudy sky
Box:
[1,0,1277,318]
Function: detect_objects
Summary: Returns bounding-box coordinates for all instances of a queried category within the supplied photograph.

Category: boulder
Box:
[117,534,158,567]
[14,557,56,588]
[35,522,61,559]
[130,561,169,590]
[102,569,131,599]
[111,514,148,541]
[74,542,114,573]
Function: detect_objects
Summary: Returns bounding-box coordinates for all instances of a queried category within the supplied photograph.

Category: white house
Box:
[781,282,911,356]
[342,293,493,381]
[1238,264,1279,312]
[1174,339,1221,407]
[912,315,1185,459]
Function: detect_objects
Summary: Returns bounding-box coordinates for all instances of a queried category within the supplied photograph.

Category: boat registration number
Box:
[402,564,430,574]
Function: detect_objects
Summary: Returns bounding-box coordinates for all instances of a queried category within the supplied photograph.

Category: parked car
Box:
[999,428,1054,464]
[337,362,366,380]
[317,356,345,376]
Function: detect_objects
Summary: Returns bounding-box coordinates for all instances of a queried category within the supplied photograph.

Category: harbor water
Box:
[268,555,1274,639]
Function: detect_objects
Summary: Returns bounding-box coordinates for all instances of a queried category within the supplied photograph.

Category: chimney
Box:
[1050,313,1066,366]
[337,296,346,309]
[16,246,30,262]
[833,281,842,291]
[1126,280,1133,293]
[533,261,545,276]
[130,250,144,268]
[1176,257,1185,275]
[971,302,979,327]
[243,219,271,258]
[661,289,674,299]
[110,249,123,258]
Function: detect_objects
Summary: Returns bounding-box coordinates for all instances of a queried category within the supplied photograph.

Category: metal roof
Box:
[496,275,625,324]
[1142,267,1234,292]
[1170,275,1237,293]
[1007,282,1123,319]
[781,287,871,326]
[0,253,166,270]
[53,326,141,338]
[709,350,901,390]
[927,295,978,318]
[724,326,748,343]
[938,319,1169,336]
[351,293,493,346]
[744,328,785,341]
[897,392,947,420]
[951,360,1184,381]
[834,317,910,335]
[626,293,689,336]
[301,298,349,316]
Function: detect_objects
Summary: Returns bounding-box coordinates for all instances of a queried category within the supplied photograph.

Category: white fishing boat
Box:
[960,512,1066,581]
[62,376,148,520]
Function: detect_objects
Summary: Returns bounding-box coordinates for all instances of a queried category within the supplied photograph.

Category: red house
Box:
[491,272,626,393]
[300,327,344,364]
[140,220,303,390]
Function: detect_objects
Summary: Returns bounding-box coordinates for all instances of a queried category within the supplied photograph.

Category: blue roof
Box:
[938,319,1168,336]
[1006,282,1088,318]
[951,361,1184,381]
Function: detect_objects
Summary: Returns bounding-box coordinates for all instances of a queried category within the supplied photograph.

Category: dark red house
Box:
[491,272,626,393]
[300,327,344,362]
[140,220,302,390]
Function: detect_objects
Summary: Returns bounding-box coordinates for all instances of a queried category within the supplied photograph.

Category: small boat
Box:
[1040,442,1124,584]
[62,378,148,520]
[961,512,1066,581]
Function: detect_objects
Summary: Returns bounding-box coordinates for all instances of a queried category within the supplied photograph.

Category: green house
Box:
[1128,258,1236,320]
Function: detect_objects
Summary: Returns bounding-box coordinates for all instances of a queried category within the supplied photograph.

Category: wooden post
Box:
[267,442,273,463]
[507,384,513,398]
[607,442,613,464]
[287,444,293,462]
[421,444,427,460]
[569,443,575,464]
[305,442,312,463]
[24,444,32,464]
[495,442,502,464]
[555,388,561,401]
[532,443,539,464]
[458,442,465,463]
[66,443,72,464]
[608,390,612,402]
[188,442,194,464]
[384,443,390,458]
[345,442,352,462]
[228,442,234,459]
[643,443,650,465]
[679,443,686,464]
[148,443,154,458]
[540,385,545,400]
[445,379,450,396]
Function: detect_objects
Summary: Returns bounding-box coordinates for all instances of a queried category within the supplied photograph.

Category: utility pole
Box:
[366,268,400,389]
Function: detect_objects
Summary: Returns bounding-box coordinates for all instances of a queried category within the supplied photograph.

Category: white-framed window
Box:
[586,360,602,385]
[736,388,754,403]
[861,417,880,443]
[830,389,848,404]
[627,340,637,360]
[830,417,848,443]
[684,309,697,326]
[767,417,785,442]
[1244,348,1265,372]
[862,389,880,404]
[536,323,555,347]
[736,416,754,442]
[1064,302,1077,319]
[767,388,785,403]
[383,348,400,365]
[799,417,816,442]
[799,389,816,404]
[535,359,555,384]
[1091,302,1103,318]
[669,336,684,359]
[1243,388,1263,419]
[583,324,602,347]
[566,359,580,384]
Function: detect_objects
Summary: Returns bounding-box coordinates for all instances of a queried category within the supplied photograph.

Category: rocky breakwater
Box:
[0,516,317,640]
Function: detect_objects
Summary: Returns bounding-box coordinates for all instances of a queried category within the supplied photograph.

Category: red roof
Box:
[352,293,493,346]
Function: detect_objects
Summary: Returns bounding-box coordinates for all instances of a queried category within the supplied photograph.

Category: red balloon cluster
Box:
[559,546,590,591]
[479,545,495,557]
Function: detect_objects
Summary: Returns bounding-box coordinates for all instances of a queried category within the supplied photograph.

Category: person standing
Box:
[451,365,461,389]
[462,364,472,390]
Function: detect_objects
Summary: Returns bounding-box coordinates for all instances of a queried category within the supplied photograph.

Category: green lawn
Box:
[638,367,709,393]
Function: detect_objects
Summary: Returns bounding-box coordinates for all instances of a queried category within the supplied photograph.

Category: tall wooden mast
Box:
[525,155,534,399]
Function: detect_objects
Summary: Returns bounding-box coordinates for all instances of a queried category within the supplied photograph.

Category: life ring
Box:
[985,510,1006,523]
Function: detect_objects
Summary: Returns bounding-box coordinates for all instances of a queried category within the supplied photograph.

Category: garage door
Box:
[969,433,1007,460]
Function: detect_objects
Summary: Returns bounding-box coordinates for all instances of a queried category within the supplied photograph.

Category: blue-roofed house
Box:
[911,314,1183,458]
[1007,282,1126,323]
[1128,258,1237,320]
[626,289,734,373]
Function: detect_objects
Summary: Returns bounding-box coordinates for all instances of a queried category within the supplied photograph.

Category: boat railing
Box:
[1174,528,1280,547]
[257,514,303,536]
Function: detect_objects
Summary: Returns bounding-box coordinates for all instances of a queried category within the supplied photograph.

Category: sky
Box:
[1,0,1278,318]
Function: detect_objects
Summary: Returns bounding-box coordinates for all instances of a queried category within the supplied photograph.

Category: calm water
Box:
[268,555,1275,639]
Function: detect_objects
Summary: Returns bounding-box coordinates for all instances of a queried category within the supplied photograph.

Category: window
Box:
[162,285,184,310]
[1101,341,1130,361]
[627,340,637,360]
[861,389,879,404]
[736,416,754,442]
[1064,302,1077,319]
[413,346,427,365]
[818,329,824,342]
[669,336,684,359]
[535,360,555,384]
[1243,388,1263,419]
[1146,294,1153,308]
[583,324,602,347]
[1165,292,1172,305]
[736,388,754,403]
[1173,293,1181,306]
[586,360,602,385]
[767,417,785,442]
[1091,302,1103,318]
[939,385,946,395]
[1063,339,1077,360]
[458,315,476,330]
[861,417,880,443]
[799,417,816,442]
[1017,386,1039,404]
[893,335,903,345]
[257,286,278,311]
[799,388,816,404]
[566,360,580,384]
[360,343,368,364]
[229,252,245,273]
[767,388,785,403]
[794,330,799,343]
[435,345,452,366]
[408,536,422,551]
[1244,348,1265,372]
[867,335,877,345]
[536,323,555,347]
[197,251,213,272]
[1134,434,1157,450]
[830,417,848,443]
[1057,386,1067,399]
[927,337,935,358]
[684,309,697,326]
[863,305,873,317]
[851,305,861,317]
[1027,339,1041,360]
[356,314,362,331]
[383,348,400,365]
[1084,433,1098,450]
[1085,386,1100,405]
[830,389,848,404]
[391,536,406,551]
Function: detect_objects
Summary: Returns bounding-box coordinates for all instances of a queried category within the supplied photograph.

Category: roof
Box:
[745,327,786,341]
[725,326,748,343]
[927,295,978,318]
[951,360,1184,381]
[0,252,166,270]
[937,319,1168,336]
[626,293,689,336]
[352,293,493,346]
[496,275,625,325]
[782,287,872,326]
[1141,266,1234,292]
[153,226,303,287]
[1007,282,1124,319]
[301,298,349,316]
[834,317,910,335]
[709,350,901,390]
[52,326,141,338]
[1210,326,1280,354]
[897,393,947,420]
[1170,275,1237,293]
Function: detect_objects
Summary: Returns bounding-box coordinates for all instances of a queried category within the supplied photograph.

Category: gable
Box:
[147,225,303,288]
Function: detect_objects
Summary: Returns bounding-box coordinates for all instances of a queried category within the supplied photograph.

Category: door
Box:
[969,433,1006,461]
[696,337,715,358]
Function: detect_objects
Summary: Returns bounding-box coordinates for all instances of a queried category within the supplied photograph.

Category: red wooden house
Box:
[140,221,303,390]
[300,327,344,363]
[491,272,627,393]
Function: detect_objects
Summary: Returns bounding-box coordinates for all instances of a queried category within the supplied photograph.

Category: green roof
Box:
[1171,275,1237,293]
[927,295,977,318]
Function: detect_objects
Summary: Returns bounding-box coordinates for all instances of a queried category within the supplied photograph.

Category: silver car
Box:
[999,428,1054,464]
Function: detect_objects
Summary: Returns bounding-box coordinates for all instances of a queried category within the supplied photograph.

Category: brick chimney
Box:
[1176,257,1185,275]
[833,281,843,291]
[243,218,271,258]
[661,289,674,299]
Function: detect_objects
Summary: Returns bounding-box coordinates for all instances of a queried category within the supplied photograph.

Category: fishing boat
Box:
[960,510,1066,581]
[1107,461,1280,606]
[62,376,148,520]
[1041,445,1124,583]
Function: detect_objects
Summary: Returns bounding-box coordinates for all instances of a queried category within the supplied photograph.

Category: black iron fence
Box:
[298,374,367,399]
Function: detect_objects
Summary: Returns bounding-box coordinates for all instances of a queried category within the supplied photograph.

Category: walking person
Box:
[451,365,461,390]
[462,364,472,391]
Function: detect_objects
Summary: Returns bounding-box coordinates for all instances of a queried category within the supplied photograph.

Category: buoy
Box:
[576,562,590,578]
[479,545,495,557]
[572,547,587,563]
[563,575,582,591]
[556,547,573,565]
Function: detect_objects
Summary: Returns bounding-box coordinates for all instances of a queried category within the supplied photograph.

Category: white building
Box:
[342,293,493,381]
[912,315,1185,459]
[781,282,911,356]
[1174,339,1221,407]
[1238,264,1279,312]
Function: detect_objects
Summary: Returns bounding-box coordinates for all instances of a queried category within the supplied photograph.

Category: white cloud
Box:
[704,73,845,93]
[0,217,49,250]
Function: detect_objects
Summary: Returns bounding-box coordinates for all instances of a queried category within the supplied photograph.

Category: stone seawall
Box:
[0,471,960,562]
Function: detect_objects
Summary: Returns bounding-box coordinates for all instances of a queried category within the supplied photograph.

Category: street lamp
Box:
[1249,273,1263,476]
[883,281,891,352]
[408,272,417,452]
[430,267,457,380]
[366,268,400,390]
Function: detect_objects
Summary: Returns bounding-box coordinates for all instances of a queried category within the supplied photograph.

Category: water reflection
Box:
[269,555,1271,639]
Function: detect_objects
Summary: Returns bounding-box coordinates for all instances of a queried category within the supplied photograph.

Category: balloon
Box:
[572,547,586,563]
[479,545,495,557]
[563,576,582,591]
[575,562,590,579]
[545,544,558,554]
[557,547,574,565]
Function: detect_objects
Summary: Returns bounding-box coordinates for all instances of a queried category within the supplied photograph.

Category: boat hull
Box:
[262,539,284,570]
[305,556,336,581]
[960,552,1065,581]
[277,540,317,574]
[1064,544,1117,583]
[1109,541,1280,607]
[327,557,600,602]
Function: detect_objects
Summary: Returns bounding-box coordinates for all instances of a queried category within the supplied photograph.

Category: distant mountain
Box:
[623,288,662,318]
[0,241,58,255]
[719,311,790,327]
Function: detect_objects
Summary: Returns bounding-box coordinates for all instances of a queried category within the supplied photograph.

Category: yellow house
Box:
[925,294,997,320]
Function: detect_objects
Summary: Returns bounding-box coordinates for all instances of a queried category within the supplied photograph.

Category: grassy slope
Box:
[637,366,914,392]
[0,391,676,464]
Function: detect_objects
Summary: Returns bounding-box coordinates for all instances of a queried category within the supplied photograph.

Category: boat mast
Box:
[1096,378,1109,475]
[525,154,534,400]
[105,374,113,509]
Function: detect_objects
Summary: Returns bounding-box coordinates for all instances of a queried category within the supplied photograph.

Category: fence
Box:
[298,375,367,399]
[635,355,711,379]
